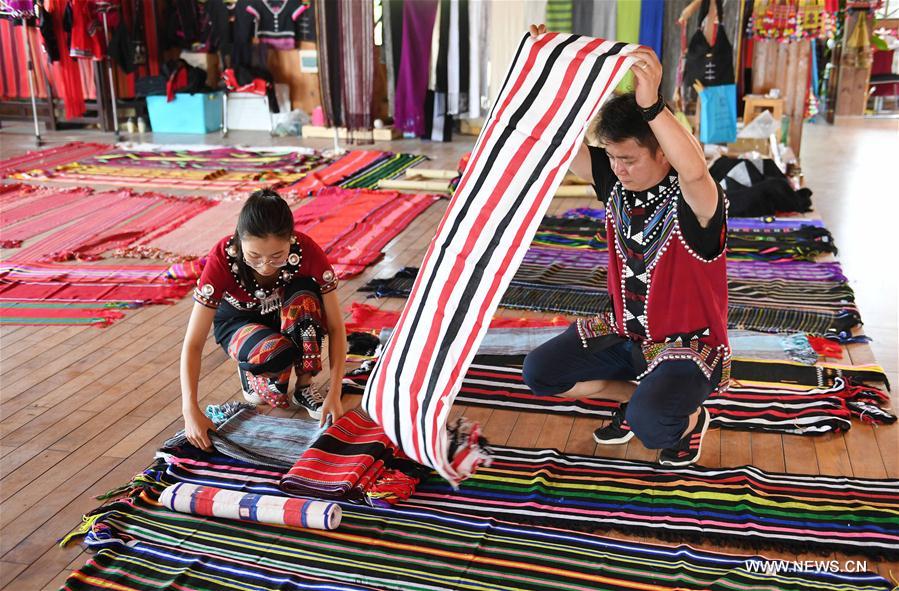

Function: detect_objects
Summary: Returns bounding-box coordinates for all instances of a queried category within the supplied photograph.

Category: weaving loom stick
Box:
[159,482,342,530]
[362,33,636,484]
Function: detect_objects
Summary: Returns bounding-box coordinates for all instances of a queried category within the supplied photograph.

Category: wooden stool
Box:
[742,95,785,124]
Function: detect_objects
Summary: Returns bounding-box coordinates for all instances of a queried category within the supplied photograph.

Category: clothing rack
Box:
[95,1,121,140]
[1,0,43,145]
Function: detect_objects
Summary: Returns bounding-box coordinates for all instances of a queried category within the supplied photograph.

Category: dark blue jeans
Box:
[522,323,720,449]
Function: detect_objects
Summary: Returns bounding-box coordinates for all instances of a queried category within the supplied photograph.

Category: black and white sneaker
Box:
[593,403,635,445]
[292,382,324,420]
[659,407,710,467]
[238,369,264,405]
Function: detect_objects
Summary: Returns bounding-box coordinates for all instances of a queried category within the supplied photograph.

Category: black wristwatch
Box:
[639,92,667,122]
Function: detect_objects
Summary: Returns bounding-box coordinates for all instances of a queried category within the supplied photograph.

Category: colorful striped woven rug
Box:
[345,354,891,435]
[0,263,193,326]
[60,467,894,590]
[406,445,899,558]
[11,145,328,194]
[148,447,899,557]
[287,150,427,195]
[0,141,110,176]
[3,188,215,263]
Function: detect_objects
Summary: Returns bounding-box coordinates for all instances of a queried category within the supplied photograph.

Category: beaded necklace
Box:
[225,235,303,314]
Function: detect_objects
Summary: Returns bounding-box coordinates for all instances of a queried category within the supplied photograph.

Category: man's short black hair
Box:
[591,93,661,155]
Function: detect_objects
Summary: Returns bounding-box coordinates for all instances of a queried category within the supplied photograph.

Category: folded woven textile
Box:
[362,33,636,484]
[279,408,426,505]
[158,482,341,530]
[164,404,326,469]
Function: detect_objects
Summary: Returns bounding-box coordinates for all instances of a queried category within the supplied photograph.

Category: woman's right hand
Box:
[183,405,216,451]
[528,23,547,38]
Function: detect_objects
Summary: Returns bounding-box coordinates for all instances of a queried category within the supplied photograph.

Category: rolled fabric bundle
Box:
[158,482,342,530]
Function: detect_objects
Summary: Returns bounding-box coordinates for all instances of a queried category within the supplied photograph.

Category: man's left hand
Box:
[629,47,663,109]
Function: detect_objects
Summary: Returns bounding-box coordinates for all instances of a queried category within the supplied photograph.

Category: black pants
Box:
[522,323,720,449]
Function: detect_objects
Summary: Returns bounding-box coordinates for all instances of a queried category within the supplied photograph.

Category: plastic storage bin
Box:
[146,92,223,134]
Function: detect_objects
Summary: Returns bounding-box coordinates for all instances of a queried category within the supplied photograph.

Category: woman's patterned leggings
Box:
[225,289,326,408]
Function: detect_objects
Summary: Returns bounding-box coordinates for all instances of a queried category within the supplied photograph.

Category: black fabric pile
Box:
[710,157,813,217]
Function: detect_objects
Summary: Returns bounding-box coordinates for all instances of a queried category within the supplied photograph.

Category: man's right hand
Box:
[528,23,547,38]
[183,405,216,451]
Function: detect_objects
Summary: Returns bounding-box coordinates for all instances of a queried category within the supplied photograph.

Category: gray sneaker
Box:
[292,382,324,420]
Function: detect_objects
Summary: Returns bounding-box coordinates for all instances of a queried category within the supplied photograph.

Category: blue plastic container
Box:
[146,92,223,134]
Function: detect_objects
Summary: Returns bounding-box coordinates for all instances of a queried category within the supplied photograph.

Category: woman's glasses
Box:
[243,255,288,270]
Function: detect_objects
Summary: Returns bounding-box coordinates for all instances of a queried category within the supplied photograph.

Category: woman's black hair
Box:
[231,188,294,288]
[591,93,661,154]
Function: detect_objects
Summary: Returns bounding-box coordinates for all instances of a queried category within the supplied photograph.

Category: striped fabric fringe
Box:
[337,153,428,189]
[345,354,892,434]
[362,34,637,484]
[406,446,899,558]
[0,141,110,175]
[60,457,893,590]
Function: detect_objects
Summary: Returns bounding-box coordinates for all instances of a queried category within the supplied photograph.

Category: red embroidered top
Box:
[193,231,338,312]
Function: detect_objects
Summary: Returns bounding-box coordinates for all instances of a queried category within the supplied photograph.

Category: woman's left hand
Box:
[320,389,345,427]
[629,47,664,109]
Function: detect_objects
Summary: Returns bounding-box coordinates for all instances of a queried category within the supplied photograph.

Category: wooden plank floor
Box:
[1,122,897,588]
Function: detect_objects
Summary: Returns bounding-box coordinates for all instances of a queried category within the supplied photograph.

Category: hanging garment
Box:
[382,0,403,114]
[467,0,488,118]
[591,0,616,40]
[313,0,343,126]
[682,17,735,88]
[616,0,641,43]
[68,0,113,60]
[244,0,308,50]
[362,33,636,485]
[338,0,374,133]
[545,0,573,33]
[638,0,663,55]
[571,0,593,36]
[485,1,530,108]
[394,0,439,135]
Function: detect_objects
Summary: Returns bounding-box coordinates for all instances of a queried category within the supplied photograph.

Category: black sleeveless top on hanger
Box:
[683,24,735,87]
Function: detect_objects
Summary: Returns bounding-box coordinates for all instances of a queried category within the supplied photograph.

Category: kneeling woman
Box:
[180,189,346,450]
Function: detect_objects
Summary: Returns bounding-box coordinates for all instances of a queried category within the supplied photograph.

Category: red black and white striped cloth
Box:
[279,408,421,504]
[362,33,637,484]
